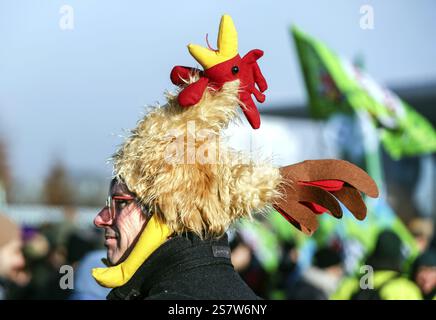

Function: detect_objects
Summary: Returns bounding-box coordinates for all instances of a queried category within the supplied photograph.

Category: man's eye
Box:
[115,200,128,209]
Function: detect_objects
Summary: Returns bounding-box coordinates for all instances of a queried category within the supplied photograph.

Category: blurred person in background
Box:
[286,245,344,300]
[19,227,50,298]
[271,238,300,299]
[407,217,434,253]
[65,229,107,299]
[69,250,111,300]
[14,225,102,299]
[0,213,26,299]
[411,249,436,300]
[333,229,422,300]
[65,229,100,268]
[230,233,269,298]
[13,226,66,299]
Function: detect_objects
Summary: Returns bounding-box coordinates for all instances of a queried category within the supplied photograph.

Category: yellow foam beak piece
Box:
[188,14,238,70]
[92,215,171,288]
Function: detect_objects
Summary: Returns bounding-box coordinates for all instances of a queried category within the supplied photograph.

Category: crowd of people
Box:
[230,221,436,300]
[0,211,107,299]
[0,210,435,300]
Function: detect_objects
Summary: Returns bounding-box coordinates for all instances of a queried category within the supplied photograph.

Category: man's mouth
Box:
[104,230,118,246]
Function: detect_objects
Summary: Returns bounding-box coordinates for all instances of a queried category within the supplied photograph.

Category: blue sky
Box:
[1,0,436,183]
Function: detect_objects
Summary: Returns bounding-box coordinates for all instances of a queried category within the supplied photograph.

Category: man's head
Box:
[0,213,25,281]
[366,229,404,272]
[94,178,149,266]
[313,246,343,278]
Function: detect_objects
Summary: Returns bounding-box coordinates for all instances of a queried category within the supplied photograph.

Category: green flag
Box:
[292,26,436,160]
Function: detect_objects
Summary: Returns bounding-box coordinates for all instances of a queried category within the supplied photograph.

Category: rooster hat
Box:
[92,15,379,288]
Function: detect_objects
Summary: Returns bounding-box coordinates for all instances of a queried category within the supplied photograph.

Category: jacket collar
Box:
[107,232,231,300]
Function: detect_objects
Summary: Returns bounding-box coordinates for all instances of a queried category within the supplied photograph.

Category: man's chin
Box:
[106,250,120,266]
[106,258,121,267]
[106,250,130,266]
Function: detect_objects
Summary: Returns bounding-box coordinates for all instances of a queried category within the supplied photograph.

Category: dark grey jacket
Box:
[107,233,259,300]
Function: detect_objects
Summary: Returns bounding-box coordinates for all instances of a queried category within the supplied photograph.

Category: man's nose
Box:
[94,207,113,228]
